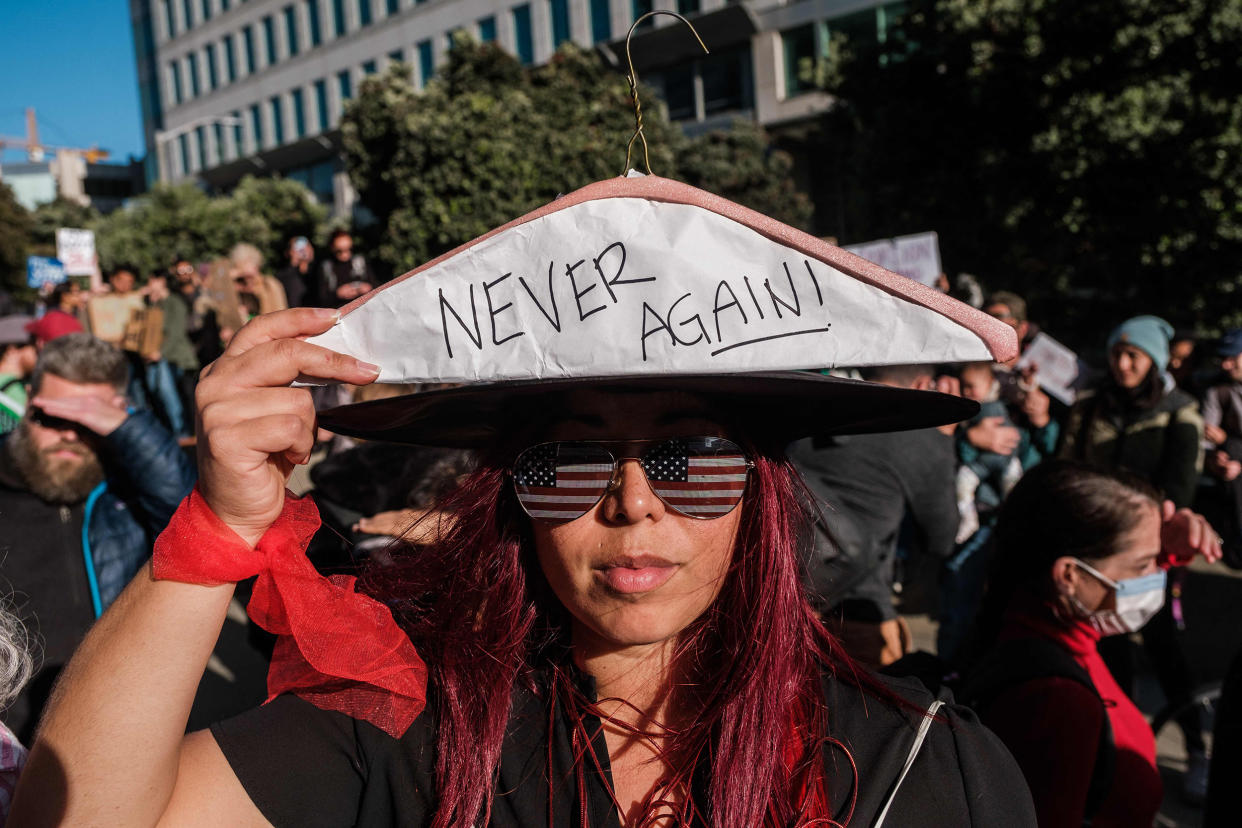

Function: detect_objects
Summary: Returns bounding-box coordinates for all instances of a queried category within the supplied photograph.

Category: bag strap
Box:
[873,698,944,827]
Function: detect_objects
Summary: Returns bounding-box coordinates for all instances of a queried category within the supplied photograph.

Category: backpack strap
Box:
[873,698,945,827]
[960,637,1115,822]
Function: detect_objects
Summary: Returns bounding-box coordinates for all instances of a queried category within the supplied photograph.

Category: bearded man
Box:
[0,333,195,740]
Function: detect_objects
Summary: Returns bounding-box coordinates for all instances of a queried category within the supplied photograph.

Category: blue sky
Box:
[0,2,144,164]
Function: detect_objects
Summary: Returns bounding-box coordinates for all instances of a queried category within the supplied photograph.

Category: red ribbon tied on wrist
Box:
[153,486,427,738]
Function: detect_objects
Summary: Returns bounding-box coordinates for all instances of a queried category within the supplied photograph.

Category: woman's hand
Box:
[196,308,379,546]
[1159,500,1223,566]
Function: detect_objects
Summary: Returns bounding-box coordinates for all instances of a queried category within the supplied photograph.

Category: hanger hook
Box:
[623,11,710,176]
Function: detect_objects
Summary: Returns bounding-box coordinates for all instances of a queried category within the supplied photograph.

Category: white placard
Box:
[1016,332,1079,405]
[844,232,942,287]
[56,228,96,276]
[309,199,992,383]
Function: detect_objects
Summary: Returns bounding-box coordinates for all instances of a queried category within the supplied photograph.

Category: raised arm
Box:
[10,308,379,827]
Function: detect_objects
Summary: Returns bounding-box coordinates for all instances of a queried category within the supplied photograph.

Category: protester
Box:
[318,229,375,307]
[14,178,1034,825]
[792,364,959,668]
[275,236,316,308]
[1169,330,1202,395]
[1202,328,1242,563]
[25,305,83,348]
[1059,314,1211,802]
[0,603,34,822]
[229,243,288,318]
[0,333,195,741]
[963,461,1220,828]
[0,316,36,423]
[983,290,1037,361]
[45,280,86,326]
[139,273,198,438]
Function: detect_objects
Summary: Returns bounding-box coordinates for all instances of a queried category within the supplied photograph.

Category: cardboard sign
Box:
[87,294,146,345]
[26,256,66,289]
[56,228,97,277]
[1016,332,1080,405]
[309,197,994,383]
[843,232,942,287]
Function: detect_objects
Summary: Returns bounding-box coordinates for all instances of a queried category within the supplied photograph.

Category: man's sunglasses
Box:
[511,436,752,523]
[29,407,86,433]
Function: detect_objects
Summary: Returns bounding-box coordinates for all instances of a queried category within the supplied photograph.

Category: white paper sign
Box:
[56,228,96,276]
[844,232,942,287]
[309,200,992,383]
[1016,332,1079,405]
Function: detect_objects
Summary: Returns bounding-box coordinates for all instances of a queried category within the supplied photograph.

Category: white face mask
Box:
[1069,558,1166,636]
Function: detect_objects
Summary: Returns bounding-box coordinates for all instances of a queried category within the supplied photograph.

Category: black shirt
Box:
[211,669,1034,826]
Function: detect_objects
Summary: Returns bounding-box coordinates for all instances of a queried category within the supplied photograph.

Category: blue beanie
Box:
[1218,329,1242,358]
[1107,315,1174,372]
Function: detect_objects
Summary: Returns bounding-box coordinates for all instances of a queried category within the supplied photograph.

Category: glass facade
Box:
[307,0,322,46]
[417,39,433,86]
[590,0,610,43]
[187,52,200,97]
[271,96,285,145]
[549,0,570,47]
[512,4,533,65]
[170,60,183,105]
[337,69,353,101]
[285,5,300,56]
[178,133,190,175]
[224,35,237,82]
[182,0,194,30]
[263,16,278,65]
[292,88,306,137]
[314,79,329,130]
[200,0,212,21]
[205,42,218,90]
[358,0,372,26]
[195,125,207,169]
[478,15,496,42]
[386,0,399,13]
[250,103,264,149]
[243,26,256,73]
[333,0,346,36]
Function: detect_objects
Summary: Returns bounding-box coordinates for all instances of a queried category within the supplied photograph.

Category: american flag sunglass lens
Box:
[513,438,749,522]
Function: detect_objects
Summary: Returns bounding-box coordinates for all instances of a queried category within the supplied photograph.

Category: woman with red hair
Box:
[13,177,1035,826]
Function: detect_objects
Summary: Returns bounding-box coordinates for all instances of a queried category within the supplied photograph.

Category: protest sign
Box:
[1017,332,1080,405]
[843,232,942,287]
[56,228,97,276]
[26,256,66,289]
[309,182,1004,383]
[87,294,146,345]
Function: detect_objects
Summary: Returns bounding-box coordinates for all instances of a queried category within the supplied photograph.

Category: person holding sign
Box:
[13,176,1034,826]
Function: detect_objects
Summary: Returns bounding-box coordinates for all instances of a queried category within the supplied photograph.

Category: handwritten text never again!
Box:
[437,241,833,362]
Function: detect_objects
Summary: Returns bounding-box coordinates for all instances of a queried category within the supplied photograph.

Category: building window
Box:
[307,0,322,46]
[250,104,264,149]
[201,0,212,21]
[182,0,194,30]
[162,0,175,38]
[512,4,534,65]
[388,48,403,63]
[285,6,300,56]
[221,0,230,9]
[701,47,751,114]
[830,7,882,56]
[224,35,237,82]
[386,0,399,14]
[232,110,243,154]
[263,16,278,65]
[205,43,219,90]
[213,122,225,163]
[271,96,285,144]
[338,69,353,101]
[178,133,190,175]
[676,0,699,14]
[292,89,306,137]
[196,125,207,169]
[358,0,372,26]
[362,59,377,75]
[243,26,257,73]
[332,0,346,36]
[416,39,433,87]
[170,61,183,105]
[590,0,610,43]
[549,0,570,47]
[314,79,329,130]
[632,0,653,28]
[478,16,497,42]
[187,53,201,97]
[781,23,825,97]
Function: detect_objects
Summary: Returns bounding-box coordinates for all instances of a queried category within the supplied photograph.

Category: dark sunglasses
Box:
[511,436,752,523]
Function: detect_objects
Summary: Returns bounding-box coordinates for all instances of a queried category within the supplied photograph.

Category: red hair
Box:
[361,442,901,826]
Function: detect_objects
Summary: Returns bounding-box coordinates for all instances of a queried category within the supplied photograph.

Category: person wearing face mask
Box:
[962,461,1221,827]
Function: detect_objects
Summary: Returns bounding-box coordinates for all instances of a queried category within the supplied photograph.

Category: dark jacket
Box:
[791,429,958,619]
[1059,384,1203,506]
[0,410,195,738]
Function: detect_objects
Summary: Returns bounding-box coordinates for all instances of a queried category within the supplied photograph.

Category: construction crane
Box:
[0,108,109,163]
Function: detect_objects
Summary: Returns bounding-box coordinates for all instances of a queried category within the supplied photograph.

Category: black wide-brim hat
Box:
[319,372,977,449]
[308,175,1015,446]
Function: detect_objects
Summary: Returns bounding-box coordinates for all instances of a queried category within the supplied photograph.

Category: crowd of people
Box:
[0,218,1240,826]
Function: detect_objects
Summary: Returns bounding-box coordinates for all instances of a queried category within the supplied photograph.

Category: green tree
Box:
[819,0,1242,342]
[94,183,266,276]
[341,39,813,274]
[0,183,31,298]
[28,199,102,258]
[228,175,329,270]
